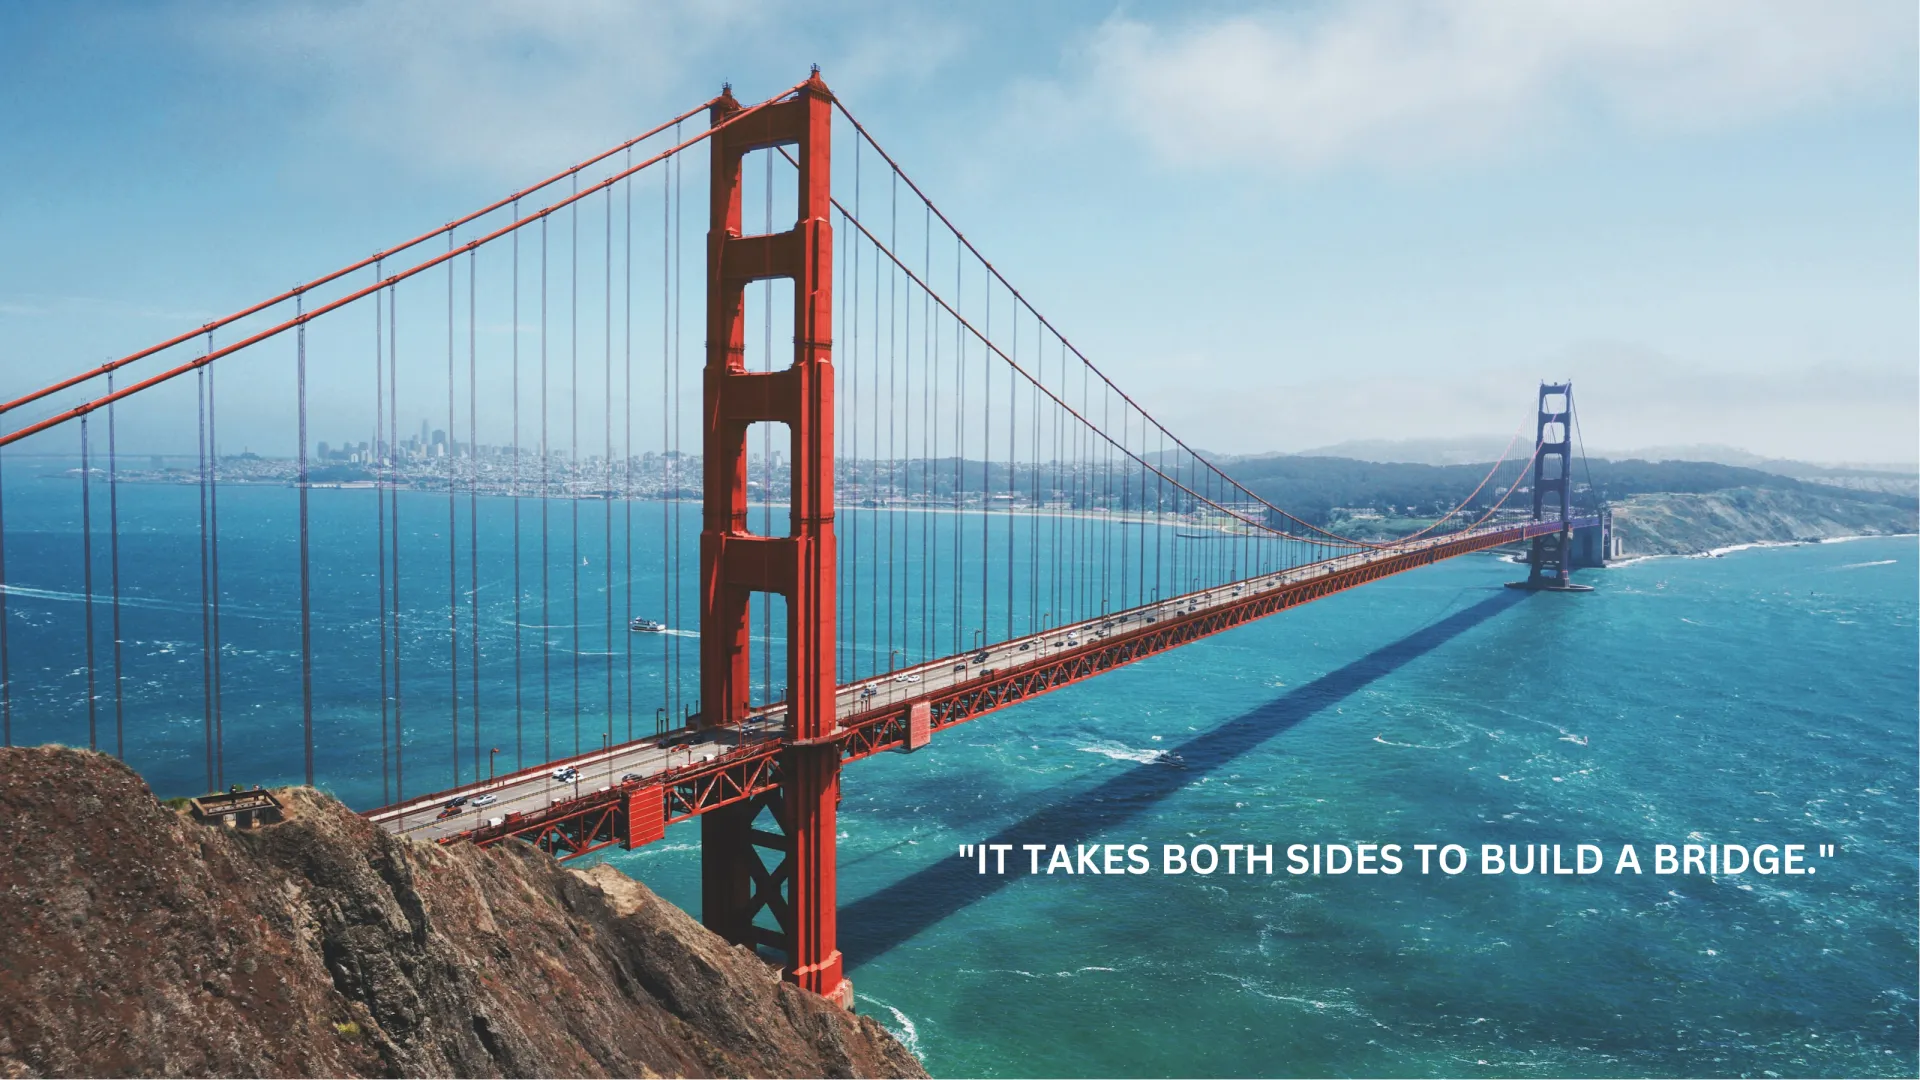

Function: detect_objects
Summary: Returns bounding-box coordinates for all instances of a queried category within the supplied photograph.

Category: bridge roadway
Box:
[367,515,1592,852]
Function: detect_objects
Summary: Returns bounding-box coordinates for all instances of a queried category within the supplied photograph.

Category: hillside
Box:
[1609,488,1917,557]
[0,746,924,1079]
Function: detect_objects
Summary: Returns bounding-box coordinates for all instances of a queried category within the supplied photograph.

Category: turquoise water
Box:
[612,535,1919,1078]
[4,466,1914,1076]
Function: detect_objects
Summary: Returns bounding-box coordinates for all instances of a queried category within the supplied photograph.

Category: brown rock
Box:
[0,745,925,1079]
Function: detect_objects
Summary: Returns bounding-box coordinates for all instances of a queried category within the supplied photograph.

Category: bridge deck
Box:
[366,516,1593,855]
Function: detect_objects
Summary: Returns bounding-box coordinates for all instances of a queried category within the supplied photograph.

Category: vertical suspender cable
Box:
[1010,306,1019,638]
[571,184,582,756]
[376,267,390,803]
[209,363,224,788]
[887,170,897,672]
[0,437,7,748]
[660,158,672,728]
[921,204,932,666]
[1118,403,1128,612]
[198,365,213,790]
[1006,306,1016,641]
[604,187,615,742]
[671,132,685,723]
[106,374,124,758]
[834,207,845,678]
[81,416,96,750]
[1029,320,1039,640]
[0,439,8,748]
[762,151,773,701]
[389,283,403,805]
[951,238,962,657]
[979,283,988,639]
[512,215,524,769]
[297,293,315,785]
[622,155,633,740]
[447,233,461,787]
[870,175,881,674]
[541,215,551,760]
[468,251,481,778]
[1102,386,1112,611]
[894,174,910,664]
[848,147,860,683]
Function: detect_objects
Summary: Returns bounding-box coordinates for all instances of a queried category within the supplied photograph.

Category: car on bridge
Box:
[471,794,497,809]
[551,766,578,783]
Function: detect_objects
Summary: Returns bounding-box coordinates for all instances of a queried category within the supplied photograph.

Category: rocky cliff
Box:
[1611,486,1917,557]
[0,746,925,1079]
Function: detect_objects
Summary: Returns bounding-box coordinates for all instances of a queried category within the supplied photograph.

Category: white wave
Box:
[1371,734,1465,750]
[1836,559,1896,570]
[1820,533,1918,545]
[854,995,921,1060]
[0,584,271,619]
[1077,740,1170,765]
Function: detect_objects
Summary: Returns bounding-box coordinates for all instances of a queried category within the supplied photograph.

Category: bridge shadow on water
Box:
[839,587,1526,969]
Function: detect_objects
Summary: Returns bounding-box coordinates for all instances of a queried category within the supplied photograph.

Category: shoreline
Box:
[1604,532,1917,568]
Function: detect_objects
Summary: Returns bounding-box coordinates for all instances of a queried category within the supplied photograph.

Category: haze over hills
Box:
[1268,437,1919,477]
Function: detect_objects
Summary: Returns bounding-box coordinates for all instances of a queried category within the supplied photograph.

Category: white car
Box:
[472,794,498,808]
[894,673,912,682]
[906,674,921,684]
[551,766,577,782]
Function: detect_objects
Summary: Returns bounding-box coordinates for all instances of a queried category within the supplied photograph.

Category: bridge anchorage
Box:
[0,68,1611,1013]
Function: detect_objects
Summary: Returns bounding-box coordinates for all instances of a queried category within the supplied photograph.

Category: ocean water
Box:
[3,466,1914,1077]
[611,536,1918,1078]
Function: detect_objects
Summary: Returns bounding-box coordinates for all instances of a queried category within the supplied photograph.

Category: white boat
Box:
[630,617,667,633]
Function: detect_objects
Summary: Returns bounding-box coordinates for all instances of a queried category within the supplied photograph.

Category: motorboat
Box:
[630,617,667,633]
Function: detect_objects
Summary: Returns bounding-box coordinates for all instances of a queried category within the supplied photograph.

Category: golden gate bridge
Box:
[0,71,1605,1008]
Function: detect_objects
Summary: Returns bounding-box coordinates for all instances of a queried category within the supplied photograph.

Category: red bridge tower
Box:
[697,72,849,1007]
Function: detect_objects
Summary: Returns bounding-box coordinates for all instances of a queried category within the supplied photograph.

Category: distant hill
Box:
[1251,439,1917,497]
[1277,437,1519,467]
[1607,443,1772,467]
[1220,453,1917,526]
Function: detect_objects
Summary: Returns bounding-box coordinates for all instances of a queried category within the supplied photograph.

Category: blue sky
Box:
[2,1,1915,463]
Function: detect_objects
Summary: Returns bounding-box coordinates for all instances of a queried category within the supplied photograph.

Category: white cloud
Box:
[1135,342,1920,464]
[1055,0,1916,169]
[182,1,750,179]
[180,0,967,181]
